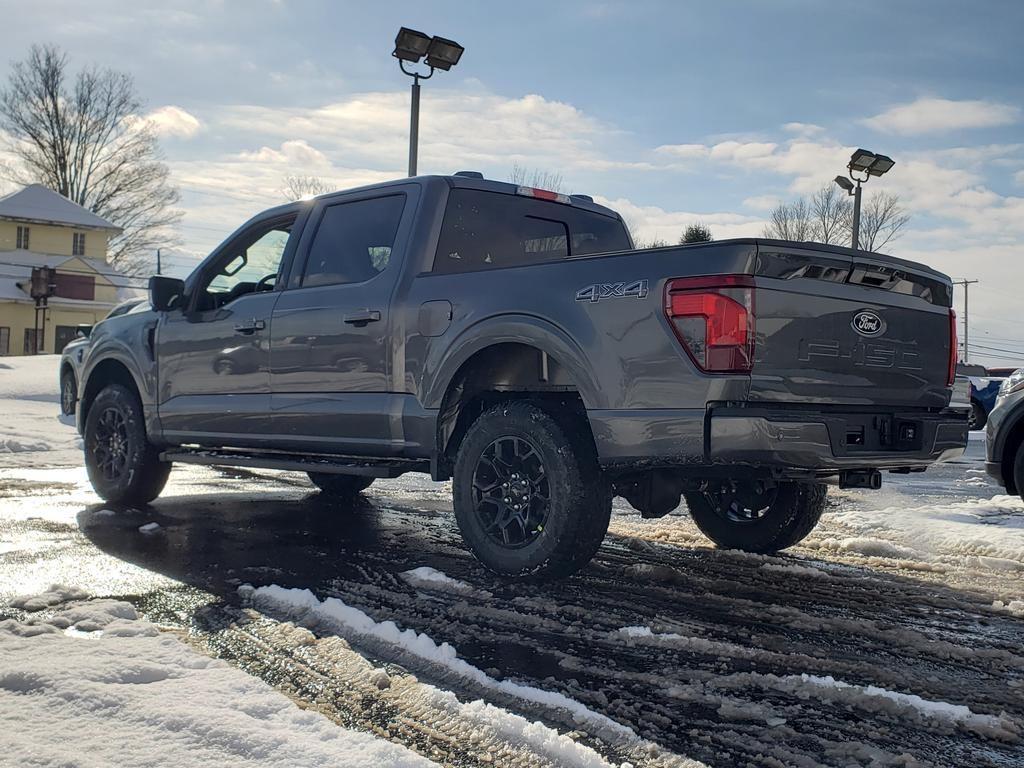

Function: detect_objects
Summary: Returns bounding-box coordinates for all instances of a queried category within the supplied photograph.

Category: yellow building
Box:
[0,184,132,355]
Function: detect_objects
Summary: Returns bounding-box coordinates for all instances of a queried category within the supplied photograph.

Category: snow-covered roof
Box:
[0,184,121,232]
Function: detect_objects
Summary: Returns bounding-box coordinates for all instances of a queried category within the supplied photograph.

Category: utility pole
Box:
[953,278,979,362]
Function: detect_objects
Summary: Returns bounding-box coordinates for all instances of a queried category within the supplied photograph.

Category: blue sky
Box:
[2,0,1023,364]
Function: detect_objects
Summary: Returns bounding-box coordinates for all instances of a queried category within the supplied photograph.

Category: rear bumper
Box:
[591,406,968,473]
[708,409,967,471]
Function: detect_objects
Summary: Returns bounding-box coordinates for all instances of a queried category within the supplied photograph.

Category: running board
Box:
[160,448,428,479]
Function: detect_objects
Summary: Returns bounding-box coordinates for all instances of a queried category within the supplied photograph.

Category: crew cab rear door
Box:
[268,184,418,455]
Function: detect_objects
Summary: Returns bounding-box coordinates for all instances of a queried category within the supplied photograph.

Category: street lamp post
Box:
[834,148,895,250]
[393,27,465,177]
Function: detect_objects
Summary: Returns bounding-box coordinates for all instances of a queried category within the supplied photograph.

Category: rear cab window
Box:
[433,189,630,274]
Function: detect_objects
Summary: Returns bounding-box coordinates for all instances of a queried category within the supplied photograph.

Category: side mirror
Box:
[149,275,186,312]
[76,324,93,338]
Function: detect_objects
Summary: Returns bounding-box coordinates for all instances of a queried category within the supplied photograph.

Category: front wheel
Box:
[684,481,826,553]
[84,384,171,505]
[60,369,77,416]
[452,402,611,579]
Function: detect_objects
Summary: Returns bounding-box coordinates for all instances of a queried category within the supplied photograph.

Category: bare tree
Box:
[762,198,815,241]
[0,44,181,274]
[281,174,333,201]
[680,223,713,244]
[509,162,564,193]
[857,191,910,252]
[809,184,851,245]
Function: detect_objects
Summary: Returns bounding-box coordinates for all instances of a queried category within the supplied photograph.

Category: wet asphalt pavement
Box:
[1,438,1023,767]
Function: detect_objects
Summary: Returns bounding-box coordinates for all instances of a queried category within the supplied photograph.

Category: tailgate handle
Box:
[344,310,381,327]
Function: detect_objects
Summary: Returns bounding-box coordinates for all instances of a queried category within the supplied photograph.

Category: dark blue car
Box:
[967,367,1017,430]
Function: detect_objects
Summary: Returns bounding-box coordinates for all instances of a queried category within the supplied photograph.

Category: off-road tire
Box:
[307,473,374,496]
[453,401,611,579]
[1011,442,1024,503]
[684,481,827,553]
[968,401,987,431]
[84,384,171,505]
[60,369,77,416]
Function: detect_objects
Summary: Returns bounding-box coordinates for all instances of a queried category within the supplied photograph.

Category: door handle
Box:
[233,318,266,334]
[343,310,382,327]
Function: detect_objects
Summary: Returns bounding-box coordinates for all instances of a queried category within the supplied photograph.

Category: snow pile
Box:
[711,671,1018,740]
[759,562,830,579]
[0,586,437,767]
[243,583,637,744]
[400,566,487,597]
[138,522,161,534]
[814,494,1024,571]
[616,626,767,661]
[992,599,1024,618]
[0,355,83,467]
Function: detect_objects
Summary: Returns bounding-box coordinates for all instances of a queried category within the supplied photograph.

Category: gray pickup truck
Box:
[76,173,967,577]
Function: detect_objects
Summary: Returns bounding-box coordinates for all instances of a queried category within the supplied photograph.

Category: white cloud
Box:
[742,194,782,211]
[144,105,202,138]
[654,143,709,160]
[863,98,1020,135]
[709,140,778,162]
[782,122,824,136]
[597,195,766,244]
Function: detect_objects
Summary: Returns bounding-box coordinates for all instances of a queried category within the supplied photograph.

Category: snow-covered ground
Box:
[1,587,434,767]
[3,355,1024,766]
[0,355,82,466]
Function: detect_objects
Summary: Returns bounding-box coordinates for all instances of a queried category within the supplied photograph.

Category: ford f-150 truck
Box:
[75,173,967,578]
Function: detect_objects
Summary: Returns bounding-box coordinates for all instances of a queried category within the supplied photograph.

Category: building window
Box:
[0,327,9,356]
[23,328,38,355]
[53,273,96,300]
[16,225,30,250]
[72,232,86,256]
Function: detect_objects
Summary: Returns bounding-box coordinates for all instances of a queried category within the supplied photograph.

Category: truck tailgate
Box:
[750,244,954,409]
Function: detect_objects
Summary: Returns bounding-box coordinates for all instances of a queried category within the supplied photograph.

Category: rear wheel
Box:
[84,384,171,505]
[307,473,374,496]
[968,401,987,431]
[684,481,826,553]
[60,369,77,416]
[452,401,611,579]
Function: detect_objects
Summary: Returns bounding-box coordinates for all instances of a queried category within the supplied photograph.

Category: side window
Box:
[199,218,295,310]
[433,189,630,273]
[301,195,405,288]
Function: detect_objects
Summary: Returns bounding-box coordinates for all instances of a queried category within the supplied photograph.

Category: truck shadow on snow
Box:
[76,481,1024,768]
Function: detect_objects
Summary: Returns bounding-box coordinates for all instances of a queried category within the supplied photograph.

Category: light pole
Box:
[834,148,895,250]
[393,27,465,177]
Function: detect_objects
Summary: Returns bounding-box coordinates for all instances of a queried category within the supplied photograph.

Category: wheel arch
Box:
[80,358,145,435]
[428,318,603,478]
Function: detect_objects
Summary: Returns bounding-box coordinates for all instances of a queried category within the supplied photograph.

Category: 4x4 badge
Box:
[852,309,885,337]
[575,279,649,303]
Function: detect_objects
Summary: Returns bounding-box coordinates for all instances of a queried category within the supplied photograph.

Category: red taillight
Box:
[947,308,958,386]
[665,275,755,373]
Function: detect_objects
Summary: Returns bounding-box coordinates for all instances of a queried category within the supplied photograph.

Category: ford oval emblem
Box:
[852,309,885,337]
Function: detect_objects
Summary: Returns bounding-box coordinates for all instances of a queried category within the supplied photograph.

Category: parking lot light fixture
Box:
[867,153,895,177]
[835,148,896,250]
[848,148,877,173]
[393,27,432,63]
[394,28,465,177]
[425,36,465,70]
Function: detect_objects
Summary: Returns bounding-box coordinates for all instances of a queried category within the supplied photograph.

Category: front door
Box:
[270,192,411,455]
[156,216,296,446]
